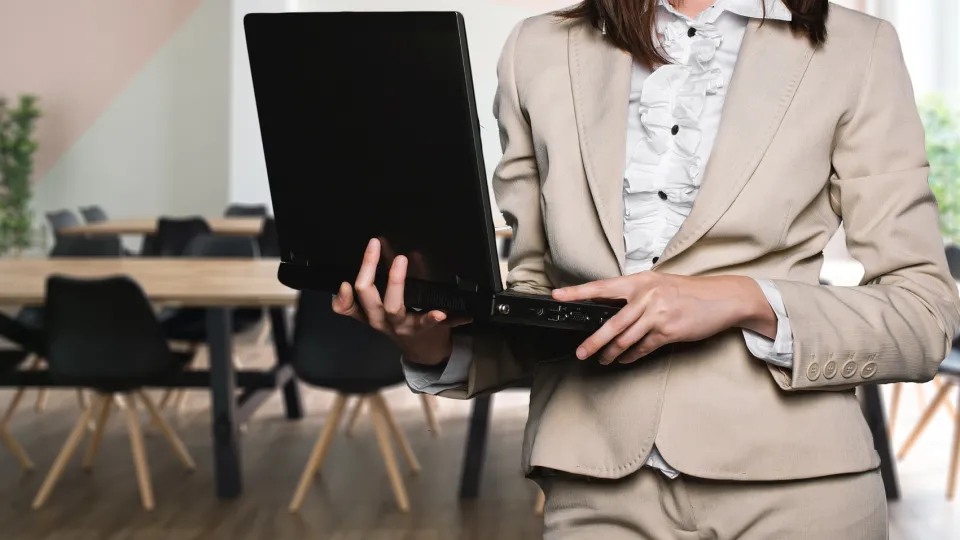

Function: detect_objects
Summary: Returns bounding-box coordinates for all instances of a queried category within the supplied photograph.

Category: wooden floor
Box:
[0,349,958,539]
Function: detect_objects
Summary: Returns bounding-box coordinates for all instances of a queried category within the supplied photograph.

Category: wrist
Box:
[730,276,778,339]
[402,335,453,366]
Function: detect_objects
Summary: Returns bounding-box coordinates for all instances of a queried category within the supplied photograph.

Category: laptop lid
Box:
[244,11,502,295]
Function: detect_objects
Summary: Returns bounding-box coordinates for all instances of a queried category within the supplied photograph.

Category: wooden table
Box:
[59,218,265,237]
[0,258,302,500]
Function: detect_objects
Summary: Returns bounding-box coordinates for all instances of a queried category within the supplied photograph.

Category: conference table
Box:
[59,217,516,239]
[59,217,266,237]
[0,258,301,499]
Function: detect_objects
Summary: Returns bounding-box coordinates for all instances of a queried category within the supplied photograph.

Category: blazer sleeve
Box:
[435,20,582,399]
[769,21,960,392]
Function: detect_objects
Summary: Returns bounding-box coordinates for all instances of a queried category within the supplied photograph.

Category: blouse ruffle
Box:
[623,16,726,272]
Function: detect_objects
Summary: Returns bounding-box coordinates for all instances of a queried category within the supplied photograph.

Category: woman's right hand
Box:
[332,238,467,366]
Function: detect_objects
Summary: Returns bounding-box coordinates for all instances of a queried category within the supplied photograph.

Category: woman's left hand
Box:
[552,273,777,365]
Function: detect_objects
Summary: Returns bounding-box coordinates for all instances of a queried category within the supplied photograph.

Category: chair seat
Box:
[0,350,29,372]
[51,351,195,393]
[941,348,960,377]
[160,308,262,342]
[296,375,407,395]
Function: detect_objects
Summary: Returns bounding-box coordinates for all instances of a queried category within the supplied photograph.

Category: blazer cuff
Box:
[742,279,795,369]
[402,334,473,394]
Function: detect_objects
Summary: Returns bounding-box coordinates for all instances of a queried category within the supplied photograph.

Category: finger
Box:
[354,239,386,327]
[331,282,366,322]
[618,334,663,364]
[599,316,655,365]
[416,310,447,332]
[553,277,630,302]
[575,300,646,360]
[383,256,408,327]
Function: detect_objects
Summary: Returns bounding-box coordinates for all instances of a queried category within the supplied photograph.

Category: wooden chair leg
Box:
[948,386,960,500]
[138,391,195,471]
[898,382,954,460]
[916,383,927,409]
[933,377,957,418]
[2,386,28,426]
[82,395,113,471]
[535,489,545,516]
[121,394,155,511]
[32,403,96,509]
[289,394,347,513]
[173,389,188,414]
[345,396,366,438]
[158,390,174,409]
[0,424,34,471]
[255,317,272,347]
[373,393,420,474]
[419,394,441,437]
[34,389,49,412]
[369,398,410,512]
[76,389,89,410]
[888,383,902,439]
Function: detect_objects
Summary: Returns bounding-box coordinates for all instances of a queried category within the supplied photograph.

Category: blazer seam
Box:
[831,19,883,155]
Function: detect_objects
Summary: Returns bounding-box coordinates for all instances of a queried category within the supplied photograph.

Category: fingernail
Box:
[576,347,586,360]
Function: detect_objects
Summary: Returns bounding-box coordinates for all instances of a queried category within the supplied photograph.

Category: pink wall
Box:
[0,0,204,177]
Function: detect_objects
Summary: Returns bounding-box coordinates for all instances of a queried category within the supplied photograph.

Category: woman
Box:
[334,0,960,538]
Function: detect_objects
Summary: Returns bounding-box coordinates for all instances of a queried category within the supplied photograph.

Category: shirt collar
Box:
[659,0,793,23]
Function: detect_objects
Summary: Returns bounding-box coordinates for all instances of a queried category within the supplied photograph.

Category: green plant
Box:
[0,94,41,256]
[919,95,960,244]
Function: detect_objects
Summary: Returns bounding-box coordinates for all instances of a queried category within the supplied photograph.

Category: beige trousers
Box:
[538,468,887,540]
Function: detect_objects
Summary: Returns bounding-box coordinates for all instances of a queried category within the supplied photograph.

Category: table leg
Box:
[459,394,493,499]
[861,384,900,500]
[269,307,303,420]
[207,307,242,499]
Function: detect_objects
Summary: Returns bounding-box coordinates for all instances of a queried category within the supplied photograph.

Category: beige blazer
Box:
[438,6,960,482]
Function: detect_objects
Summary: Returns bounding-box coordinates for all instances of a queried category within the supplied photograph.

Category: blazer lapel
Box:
[568,22,632,272]
[655,20,815,268]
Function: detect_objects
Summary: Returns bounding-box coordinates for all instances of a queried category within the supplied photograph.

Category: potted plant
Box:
[0,95,41,256]
[919,95,960,245]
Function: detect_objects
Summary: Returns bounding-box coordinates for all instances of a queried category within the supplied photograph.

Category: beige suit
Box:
[436,4,960,536]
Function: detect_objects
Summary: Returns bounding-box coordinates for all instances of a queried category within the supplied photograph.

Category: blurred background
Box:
[0,1,957,539]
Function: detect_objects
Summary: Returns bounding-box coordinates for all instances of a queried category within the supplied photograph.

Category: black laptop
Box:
[244,11,621,331]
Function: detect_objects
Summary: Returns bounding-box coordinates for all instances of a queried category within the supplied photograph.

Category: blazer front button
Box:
[806,362,821,381]
[841,360,858,379]
[860,362,878,379]
[823,360,838,379]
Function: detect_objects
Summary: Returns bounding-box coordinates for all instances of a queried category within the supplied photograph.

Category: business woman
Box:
[334,0,960,538]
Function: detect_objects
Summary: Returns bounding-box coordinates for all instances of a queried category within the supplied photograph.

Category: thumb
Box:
[332,282,364,321]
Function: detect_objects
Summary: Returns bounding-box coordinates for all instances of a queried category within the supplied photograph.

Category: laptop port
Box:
[547,313,561,322]
[568,311,588,322]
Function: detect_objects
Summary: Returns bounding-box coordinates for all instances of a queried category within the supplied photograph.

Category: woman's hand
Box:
[553,273,777,365]
[332,238,469,366]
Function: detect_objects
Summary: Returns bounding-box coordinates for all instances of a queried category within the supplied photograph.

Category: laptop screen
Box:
[245,12,500,293]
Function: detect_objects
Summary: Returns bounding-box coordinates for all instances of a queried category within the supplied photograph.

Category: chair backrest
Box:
[50,236,122,258]
[46,209,82,241]
[0,312,44,356]
[156,217,212,257]
[290,290,404,392]
[79,205,109,224]
[224,204,269,217]
[44,276,175,386]
[946,245,960,280]
[258,217,280,258]
[184,235,259,258]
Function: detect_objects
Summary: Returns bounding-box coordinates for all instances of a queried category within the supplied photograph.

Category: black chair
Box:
[155,217,211,257]
[45,209,82,244]
[78,205,109,224]
[0,326,35,471]
[31,276,196,510]
[224,203,269,217]
[258,216,280,258]
[287,290,420,513]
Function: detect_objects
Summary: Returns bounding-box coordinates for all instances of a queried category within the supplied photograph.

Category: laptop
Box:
[244,11,621,331]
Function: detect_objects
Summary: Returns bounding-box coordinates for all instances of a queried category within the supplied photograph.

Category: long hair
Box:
[557,0,829,68]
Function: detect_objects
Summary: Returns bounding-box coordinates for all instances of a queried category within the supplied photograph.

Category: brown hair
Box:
[557,0,829,68]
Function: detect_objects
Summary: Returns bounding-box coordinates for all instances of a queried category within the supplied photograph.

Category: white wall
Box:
[228,0,574,214]
[34,0,231,229]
